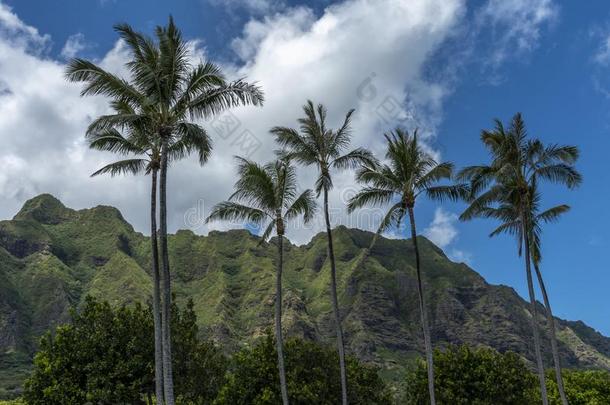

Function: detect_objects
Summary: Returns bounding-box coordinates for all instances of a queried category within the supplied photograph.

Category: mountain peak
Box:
[14,193,74,224]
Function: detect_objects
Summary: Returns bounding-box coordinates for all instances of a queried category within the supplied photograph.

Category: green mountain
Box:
[1,194,609,397]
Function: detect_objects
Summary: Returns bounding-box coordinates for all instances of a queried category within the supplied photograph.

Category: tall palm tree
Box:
[458,114,581,405]
[272,101,375,405]
[85,103,165,404]
[207,157,316,405]
[65,18,264,405]
[347,128,466,405]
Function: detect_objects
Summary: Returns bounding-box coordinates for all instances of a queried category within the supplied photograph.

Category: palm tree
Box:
[271,101,375,404]
[86,103,165,404]
[458,114,581,405]
[347,128,466,405]
[65,18,264,405]
[206,157,316,405]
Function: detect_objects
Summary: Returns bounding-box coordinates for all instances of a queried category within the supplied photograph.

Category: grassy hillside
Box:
[0,194,608,398]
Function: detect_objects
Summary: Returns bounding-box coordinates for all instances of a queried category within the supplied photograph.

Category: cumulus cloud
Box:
[206,0,281,14]
[594,35,610,66]
[448,248,473,265]
[60,33,89,59]
[207,0,467,243]
[0,2,49,51]
[423,208,471,264]
[423,208,458,248]
[0,0,557,246]
[476,0,558,80]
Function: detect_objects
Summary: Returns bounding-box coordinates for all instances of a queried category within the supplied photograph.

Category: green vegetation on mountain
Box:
[0,194,608,399]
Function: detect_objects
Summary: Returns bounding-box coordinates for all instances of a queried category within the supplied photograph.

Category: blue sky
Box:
[0,0,608,336]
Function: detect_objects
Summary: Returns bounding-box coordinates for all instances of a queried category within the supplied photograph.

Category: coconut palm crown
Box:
[206,157,316,241]
[347,128,466,231]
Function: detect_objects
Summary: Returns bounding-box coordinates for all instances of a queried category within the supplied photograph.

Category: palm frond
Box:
[347,187,395,213]
[328,108,355,155]
[489,220,522,238]
[376,202,405,234]
[259,220,276,244]
[87,129,146,155]
[91,159,147,177]
[332,147,377,170]
[188,80,264,119]
[536,204,570,224]
[425,184,470,203]
[284,189,317,223]
[230,157,277,211]
[65,59,144,105]
[271,127,318,166]
[206,201,267,224]
[416,162,453,190]
[168,122,212,164]
[534,164,582,189]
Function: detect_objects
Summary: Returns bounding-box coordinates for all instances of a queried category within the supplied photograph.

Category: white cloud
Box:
[477,0,558,75]
[208,0,280,13]
[0,0,557,246]
[592,27,610,67]
[0,2,49,51]
[448,248,473,265]
[423,208,471,264]
[60,33,89,59]
[212,0,467,243]
[423,208,458,249]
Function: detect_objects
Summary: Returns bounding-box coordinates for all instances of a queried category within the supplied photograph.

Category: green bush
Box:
[545,369,610,405]
[214,333,392,405]
[402,345,537,404]
[23,296,225,405]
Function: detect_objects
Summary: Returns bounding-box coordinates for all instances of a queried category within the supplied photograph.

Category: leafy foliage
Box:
[402,345,537,405]
[545,370,610,405]
[23,297,225,405]
[214,333,392,405]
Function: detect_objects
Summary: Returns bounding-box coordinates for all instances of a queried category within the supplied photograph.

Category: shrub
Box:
[23,297,225,404]
[402,345,536,404]
[214,333,392,404]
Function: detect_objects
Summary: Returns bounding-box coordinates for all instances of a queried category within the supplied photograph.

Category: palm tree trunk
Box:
[407,206,436,405]
[323,188,348,405]
[534,262,568,405]
[276,234,289,405]
[522,216,548,405]
[150,169,164,405]
[159,137,175,405]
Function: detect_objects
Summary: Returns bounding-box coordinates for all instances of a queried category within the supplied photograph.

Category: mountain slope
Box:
[0,194,608,397]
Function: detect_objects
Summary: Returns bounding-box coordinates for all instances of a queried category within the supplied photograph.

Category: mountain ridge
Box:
[0,194,608,396]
